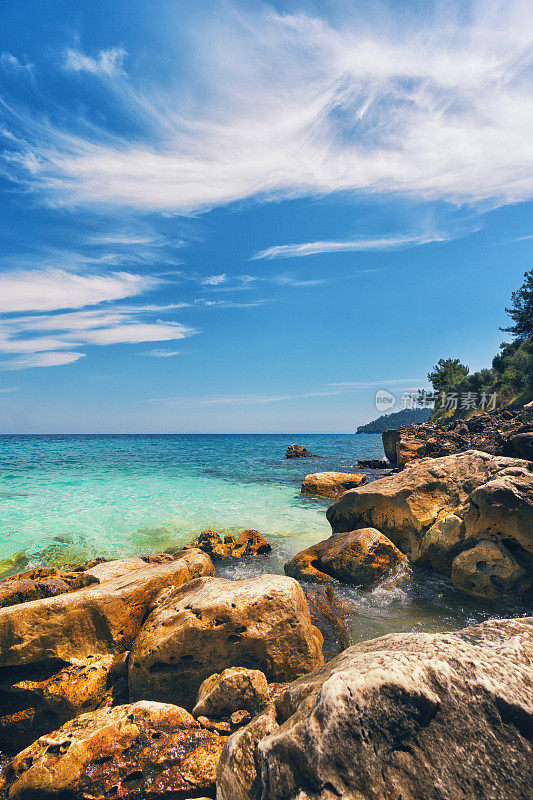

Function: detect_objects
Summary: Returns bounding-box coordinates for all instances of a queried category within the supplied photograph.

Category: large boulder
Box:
[0,701,226,800]
[301,472,366,499]
[326,450,531,559]
[193,667,269,719]
[0,548,214,668]
[285,528,407,586]
[128,574,324,708]
[217,618,533,800]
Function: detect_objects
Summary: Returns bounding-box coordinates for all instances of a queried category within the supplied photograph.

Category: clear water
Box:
[0,434,529,643]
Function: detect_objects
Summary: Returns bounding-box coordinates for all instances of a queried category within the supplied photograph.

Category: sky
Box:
[0,0,532,432]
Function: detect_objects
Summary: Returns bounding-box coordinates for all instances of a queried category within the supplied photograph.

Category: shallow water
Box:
[0,433,529,643]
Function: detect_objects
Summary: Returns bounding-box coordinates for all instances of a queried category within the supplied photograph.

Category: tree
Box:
[428,358,469,393]
[501,268,533,341]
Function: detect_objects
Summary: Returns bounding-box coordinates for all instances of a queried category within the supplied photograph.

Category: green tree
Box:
[428,358,469,393]
[501,268,533,341]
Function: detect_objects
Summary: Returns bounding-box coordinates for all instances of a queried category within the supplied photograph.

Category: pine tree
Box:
[501,268,533,341]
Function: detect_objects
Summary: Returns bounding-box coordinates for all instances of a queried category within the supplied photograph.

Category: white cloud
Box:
[0,52,34,75]
[144,349,182,357]
[63,47,126,77]
[201,274,227,286]
[253,234,448,260]
[0,267,196,369]
[3,2,533,211]
[0,270,154,312]
[0,352,85,370]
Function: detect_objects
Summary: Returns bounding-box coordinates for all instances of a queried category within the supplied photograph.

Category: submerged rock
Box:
[286,444,318,458]
[0,548,214,668]
[193,667,269,719]
[0,701,226,800]
[217,617,533,800]
[128,574,324,708]
[285,528,407,586]
[301,471,366,499]
[357,458,390,469]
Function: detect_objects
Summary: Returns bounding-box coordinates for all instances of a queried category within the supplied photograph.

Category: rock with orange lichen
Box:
[230,530,272,558]
[0,701,227,799]
[0,548,214,669]
[301,471,366,499]
[0,568,98,609]
[0,654,128,754]
[185,529,272,560]
[285,528,407,586]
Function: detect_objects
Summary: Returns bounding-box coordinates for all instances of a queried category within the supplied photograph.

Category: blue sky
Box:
[0,0,532,432]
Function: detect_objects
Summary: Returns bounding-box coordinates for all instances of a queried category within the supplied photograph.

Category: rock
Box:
[451,540,531,599]
[382,428,400,464]
[0,701,226,800]
[193,667,269,719]
[460,468,533,558]
[216,704,279,800]
[286,444,317,458]
[129,574,324,709]
[418,513,465,574]
[230,530,272,558]
[0,568,98,609]
[230,709,251,728]
[326,450,531,559]
[285,528,408,586]
[81,557,148,582]
[303,584,350,660]
[301,471,366,499]
[217,618,533,800]
[185,529,272,560]
[185,530,231,560]
[510,431,533,460]
[0,548,214,668]
[0,654,128,754]
[357,458,390,469]
[382,406,533,468]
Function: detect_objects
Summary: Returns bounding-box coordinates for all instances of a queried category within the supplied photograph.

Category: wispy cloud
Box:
[3,2,533,212]
[0,52,34,76]
[0,270,154,313]
[253,234,448,260]
[201,274,226,286]
[63,47,126,77]
[0,268,195,369]
[0,352,85,370]
[144,349,182,357]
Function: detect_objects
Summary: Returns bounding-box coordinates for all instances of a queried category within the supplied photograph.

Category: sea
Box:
[0,433,529,643]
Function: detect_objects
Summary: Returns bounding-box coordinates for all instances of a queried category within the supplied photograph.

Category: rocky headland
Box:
[382,405,533,468]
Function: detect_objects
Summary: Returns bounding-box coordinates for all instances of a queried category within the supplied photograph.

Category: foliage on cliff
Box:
[356,408,432,433]
[428,269,533,416]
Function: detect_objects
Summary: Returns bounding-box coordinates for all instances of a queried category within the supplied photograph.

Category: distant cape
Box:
[356,407,432,434]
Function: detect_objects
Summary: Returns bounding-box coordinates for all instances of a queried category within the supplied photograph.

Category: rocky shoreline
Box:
[0,419,532,799]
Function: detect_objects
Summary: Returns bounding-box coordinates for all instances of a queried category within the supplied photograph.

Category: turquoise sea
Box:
[0,434,528,642]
